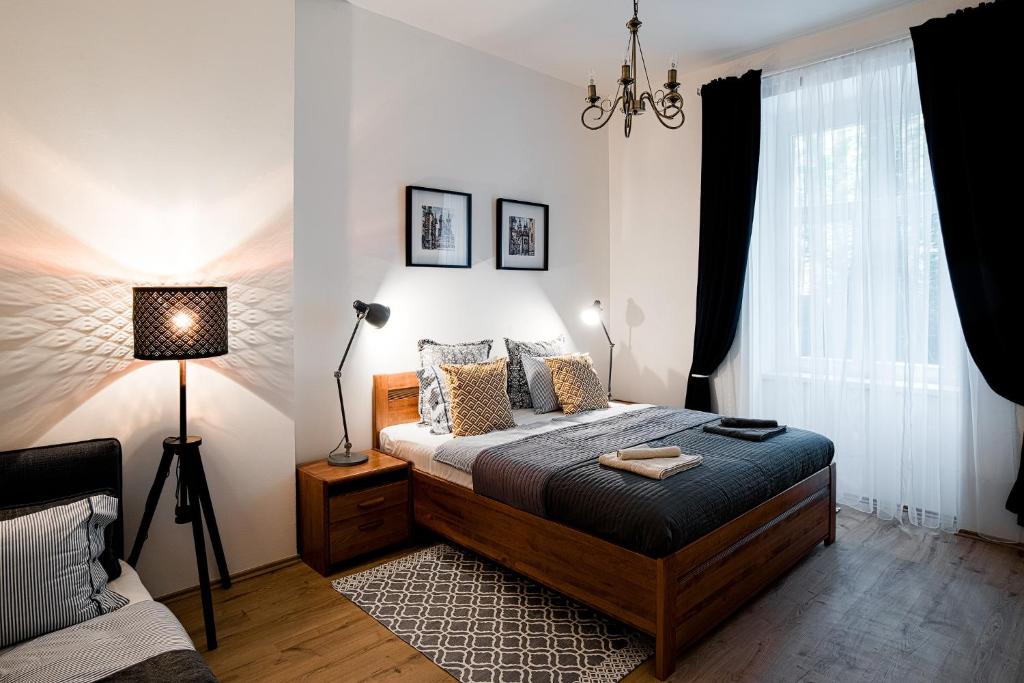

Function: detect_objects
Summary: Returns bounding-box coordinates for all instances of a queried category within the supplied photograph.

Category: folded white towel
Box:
[616,444,683,460]
[598,452,703,480]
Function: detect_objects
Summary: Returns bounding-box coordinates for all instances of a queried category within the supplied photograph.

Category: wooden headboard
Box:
[372,372,420,449]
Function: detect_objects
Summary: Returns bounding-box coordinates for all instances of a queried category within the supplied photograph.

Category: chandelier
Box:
[581,0,685,138]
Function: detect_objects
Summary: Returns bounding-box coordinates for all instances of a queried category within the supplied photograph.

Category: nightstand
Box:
[297,451,411,576]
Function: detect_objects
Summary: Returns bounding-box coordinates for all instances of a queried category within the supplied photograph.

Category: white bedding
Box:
[379,402,649,489]
[108,560,152,605]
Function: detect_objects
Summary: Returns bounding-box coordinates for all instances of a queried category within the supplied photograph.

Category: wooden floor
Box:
[166,509,1024,682]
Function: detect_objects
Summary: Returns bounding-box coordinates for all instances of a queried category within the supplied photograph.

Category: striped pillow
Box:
[0,494,128,648]
[503,336,566,409]
[522,353,589,414]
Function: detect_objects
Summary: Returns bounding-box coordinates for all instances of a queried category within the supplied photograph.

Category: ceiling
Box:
[348,0,917,85]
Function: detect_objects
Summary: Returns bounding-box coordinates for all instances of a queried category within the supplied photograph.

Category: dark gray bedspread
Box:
[471,407,835,557]
[99,650,216,682]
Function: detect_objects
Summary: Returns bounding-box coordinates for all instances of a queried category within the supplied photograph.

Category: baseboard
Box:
[956,529,1024,550]
[157,554,300,603]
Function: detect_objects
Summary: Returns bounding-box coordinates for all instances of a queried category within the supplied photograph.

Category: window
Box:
[726,39,965,529]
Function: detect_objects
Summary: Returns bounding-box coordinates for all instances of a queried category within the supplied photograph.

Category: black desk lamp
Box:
[330,300,390,466]
[581,299,614,400]
[128,286,230,650]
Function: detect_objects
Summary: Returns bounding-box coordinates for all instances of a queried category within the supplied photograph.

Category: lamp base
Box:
[328,451,369,467]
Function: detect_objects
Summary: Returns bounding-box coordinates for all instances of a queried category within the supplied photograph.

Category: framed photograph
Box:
[496,198,548,271]
[406,186,472,268]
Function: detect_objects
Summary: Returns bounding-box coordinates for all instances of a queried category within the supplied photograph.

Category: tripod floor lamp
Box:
[329,299,390,467]
[129,286,230,650]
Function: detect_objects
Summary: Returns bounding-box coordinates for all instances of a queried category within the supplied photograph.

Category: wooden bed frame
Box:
[373,372,836,680]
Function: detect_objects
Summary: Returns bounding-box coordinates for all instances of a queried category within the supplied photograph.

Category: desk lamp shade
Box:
[133,286,228,360]
[354,300,390,328]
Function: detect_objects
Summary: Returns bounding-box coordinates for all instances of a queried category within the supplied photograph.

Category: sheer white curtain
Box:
[714,39,1020,533]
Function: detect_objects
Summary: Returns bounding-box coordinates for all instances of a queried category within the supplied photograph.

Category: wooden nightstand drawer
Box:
[297,451,411,575]
[329,506,409,564]
[330,480,408,522]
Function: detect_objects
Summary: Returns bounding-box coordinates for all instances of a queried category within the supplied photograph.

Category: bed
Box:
[373,371,836,680]
[0,439,216,683]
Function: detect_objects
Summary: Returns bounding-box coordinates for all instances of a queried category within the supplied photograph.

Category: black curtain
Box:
[685,69,761,411]
[911,1,1024,524]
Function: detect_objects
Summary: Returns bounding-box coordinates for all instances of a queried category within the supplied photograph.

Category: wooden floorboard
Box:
[165,510,1024,682]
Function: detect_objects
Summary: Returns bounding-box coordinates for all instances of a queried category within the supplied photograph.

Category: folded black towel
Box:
[720,417,779,429]
[703,424,787,442]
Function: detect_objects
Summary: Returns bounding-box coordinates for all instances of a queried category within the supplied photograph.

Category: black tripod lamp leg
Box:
[192,450,231,589]
[128,444,176,567]
[183,450,218,650]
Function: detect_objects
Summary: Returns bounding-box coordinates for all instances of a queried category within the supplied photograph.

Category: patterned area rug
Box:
[332,544,653,682]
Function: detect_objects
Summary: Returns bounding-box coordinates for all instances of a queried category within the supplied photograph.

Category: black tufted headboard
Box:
[0,438,125,567]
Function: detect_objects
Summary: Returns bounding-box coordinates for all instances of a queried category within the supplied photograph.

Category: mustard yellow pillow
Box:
[440,358,516,437]
[544,355,609,414]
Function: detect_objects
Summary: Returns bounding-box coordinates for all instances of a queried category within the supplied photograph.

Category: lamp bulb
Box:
[172,312,193,330]
[581,308,601,326]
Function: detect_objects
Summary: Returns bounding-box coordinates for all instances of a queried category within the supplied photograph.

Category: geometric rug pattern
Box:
[332,544,653,683]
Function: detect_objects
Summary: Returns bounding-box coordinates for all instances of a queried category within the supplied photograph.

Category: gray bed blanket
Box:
[0,601,214,683]
[470,407,719,516]
[452,406,835,557]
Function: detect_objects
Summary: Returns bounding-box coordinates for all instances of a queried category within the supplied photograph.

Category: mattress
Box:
[379,402,646,489]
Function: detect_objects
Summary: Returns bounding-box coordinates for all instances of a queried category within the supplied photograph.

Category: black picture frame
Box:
[496,198,549,271]
[405,185,472,268]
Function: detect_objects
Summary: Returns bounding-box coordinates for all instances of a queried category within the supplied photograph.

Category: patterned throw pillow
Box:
[544,355,609,415]
[441,358,516,437]
[417,339,493,422]
[503,336,566,409]
[416,365,454,435]
[0,494,128,648]
[522,353,590,414]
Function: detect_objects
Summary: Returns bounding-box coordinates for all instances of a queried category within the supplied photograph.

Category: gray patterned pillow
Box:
[503,336,566,409]
[416,365,454,435]
[0,494,128,648]
[417,339,492,422]
[523,353,589,414]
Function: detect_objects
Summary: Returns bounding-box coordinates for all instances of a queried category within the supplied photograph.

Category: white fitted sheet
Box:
[108,560,153,605]
[379,402,648,490]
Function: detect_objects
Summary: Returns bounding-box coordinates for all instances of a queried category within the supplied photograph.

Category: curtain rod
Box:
[698,34,911,94]
[762,34,911,79]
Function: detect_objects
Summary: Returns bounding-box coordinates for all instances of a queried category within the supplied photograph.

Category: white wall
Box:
[0,0,296,596]
[607,0,973,407]
[294,0,611,462]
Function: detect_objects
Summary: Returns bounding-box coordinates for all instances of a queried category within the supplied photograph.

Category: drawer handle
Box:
[357,496,386,510]
[358,520,384,532]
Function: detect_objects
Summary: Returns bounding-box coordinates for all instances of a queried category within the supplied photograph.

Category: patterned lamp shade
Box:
[132,286,229,360]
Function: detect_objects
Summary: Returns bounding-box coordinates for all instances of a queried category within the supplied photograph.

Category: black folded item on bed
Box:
[720,417,779,429]
[471,406,834,557]
[703,423,787,441]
